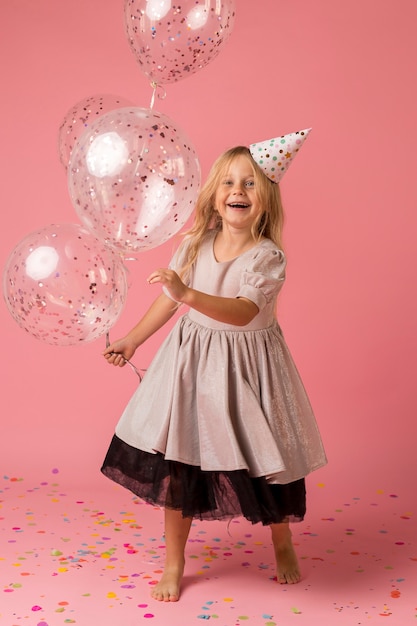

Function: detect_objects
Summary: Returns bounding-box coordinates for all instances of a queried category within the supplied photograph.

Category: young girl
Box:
[101,129,327,602]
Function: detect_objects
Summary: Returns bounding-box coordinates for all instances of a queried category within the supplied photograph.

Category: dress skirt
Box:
[101,313,327,525]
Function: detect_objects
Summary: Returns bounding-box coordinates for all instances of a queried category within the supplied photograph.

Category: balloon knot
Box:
[149,82,167,109]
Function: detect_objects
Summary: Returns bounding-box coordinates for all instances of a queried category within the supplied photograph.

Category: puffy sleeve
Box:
[236,245,286,311]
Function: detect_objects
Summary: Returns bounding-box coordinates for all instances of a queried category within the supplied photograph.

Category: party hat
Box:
[249,128,311,183]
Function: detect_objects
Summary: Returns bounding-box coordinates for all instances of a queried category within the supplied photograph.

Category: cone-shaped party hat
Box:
[249,128,311,183]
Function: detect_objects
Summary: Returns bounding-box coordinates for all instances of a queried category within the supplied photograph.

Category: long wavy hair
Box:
[178,146,285,281]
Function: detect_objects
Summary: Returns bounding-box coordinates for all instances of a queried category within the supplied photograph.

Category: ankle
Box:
[270,523,293,548]
[164,556,185,571]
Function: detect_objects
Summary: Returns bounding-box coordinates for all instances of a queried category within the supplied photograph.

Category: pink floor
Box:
[1,473,415,626]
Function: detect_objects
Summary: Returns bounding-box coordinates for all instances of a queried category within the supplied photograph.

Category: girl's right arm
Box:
[103,293,179,367]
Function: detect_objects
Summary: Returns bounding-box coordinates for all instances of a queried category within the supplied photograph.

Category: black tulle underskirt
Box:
[101,435,306,525]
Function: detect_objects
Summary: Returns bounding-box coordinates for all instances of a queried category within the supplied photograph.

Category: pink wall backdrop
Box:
[1,0,416,501]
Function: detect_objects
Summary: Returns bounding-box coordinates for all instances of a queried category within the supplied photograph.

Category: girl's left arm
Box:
[147,268,258,326]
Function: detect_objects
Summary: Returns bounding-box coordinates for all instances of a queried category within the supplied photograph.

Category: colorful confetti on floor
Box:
[1,473,416,625]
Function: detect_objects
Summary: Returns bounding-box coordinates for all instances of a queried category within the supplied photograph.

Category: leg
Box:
[151,508,193,602]
[270,522,301,584]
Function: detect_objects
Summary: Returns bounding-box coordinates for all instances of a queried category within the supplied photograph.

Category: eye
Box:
[245,180,255,188]
[222,179,233,186]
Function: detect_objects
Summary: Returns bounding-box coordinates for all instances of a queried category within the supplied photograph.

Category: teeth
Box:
[229,203,249,208]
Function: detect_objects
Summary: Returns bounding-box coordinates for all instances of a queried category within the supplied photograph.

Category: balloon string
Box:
[105,331,146,382]
[149,81,167,109]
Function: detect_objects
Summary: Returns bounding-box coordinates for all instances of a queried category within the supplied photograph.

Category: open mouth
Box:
[228,202,250,209]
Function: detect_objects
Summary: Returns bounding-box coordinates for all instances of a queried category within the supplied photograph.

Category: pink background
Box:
[1,0,416,501]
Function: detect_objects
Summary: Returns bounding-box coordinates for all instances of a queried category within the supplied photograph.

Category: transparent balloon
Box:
[67,107,201,254]
[3,223,128,346]
[124,0,236,85]
[58,94,133,169]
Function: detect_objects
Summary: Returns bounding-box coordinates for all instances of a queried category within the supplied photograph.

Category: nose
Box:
[232,182,245,194]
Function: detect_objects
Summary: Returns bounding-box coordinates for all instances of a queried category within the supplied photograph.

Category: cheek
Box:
[213,193,224,211]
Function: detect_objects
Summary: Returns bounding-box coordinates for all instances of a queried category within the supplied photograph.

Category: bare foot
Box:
[275,540,301,584]
[151,563,184,602]
[271,523,301,584]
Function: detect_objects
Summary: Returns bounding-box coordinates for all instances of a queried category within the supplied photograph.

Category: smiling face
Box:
[214,154,264,235]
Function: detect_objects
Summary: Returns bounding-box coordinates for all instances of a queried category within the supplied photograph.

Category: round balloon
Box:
[67,107,201,254]
[124,0,236,85]
[3,224,128,346]
[58,94,133,168]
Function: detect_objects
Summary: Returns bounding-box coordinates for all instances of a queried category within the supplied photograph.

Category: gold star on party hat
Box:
[249,128,312,183]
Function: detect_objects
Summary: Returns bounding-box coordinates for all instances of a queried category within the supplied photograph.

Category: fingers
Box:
[147,270,164,285]
[147,268,176,285]
[103,346,127,367]
[105,353,126,367]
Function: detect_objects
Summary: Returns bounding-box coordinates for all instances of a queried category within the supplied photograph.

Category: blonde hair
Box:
[179,146,285,280]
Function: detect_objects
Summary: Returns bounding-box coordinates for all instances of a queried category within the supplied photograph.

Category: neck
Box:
[217,225,256,249]
[214,228,260,262]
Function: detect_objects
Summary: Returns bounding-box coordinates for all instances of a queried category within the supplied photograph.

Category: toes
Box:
[168,593,179,602]
[277,569,301,584]
[151,584,180,602]
[287,572,301,584]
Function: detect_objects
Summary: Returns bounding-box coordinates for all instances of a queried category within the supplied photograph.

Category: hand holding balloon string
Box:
[104,332,146,381]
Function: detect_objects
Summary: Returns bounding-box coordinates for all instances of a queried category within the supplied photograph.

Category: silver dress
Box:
[102,231,327,524]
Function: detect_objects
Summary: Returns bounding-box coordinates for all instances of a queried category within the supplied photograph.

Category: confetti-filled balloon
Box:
[3,224,128,346]
[124,0,236,85]
[58,94,133,168]
[67,107,201,254]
